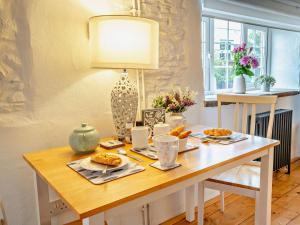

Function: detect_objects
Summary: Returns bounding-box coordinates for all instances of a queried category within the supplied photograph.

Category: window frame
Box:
[243,24,269,90]
[202,16,270,94]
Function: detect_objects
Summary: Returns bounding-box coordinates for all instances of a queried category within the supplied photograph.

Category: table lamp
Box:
[89,15,159,139]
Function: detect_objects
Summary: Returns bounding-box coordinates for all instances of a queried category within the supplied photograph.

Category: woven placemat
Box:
[67,159,145,185]
[190,133,248,145]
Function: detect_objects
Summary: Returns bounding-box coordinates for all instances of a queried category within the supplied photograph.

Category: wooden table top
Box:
[23,125,279,219]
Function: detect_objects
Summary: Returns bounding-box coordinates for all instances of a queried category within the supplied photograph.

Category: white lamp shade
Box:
[89,15,159,69]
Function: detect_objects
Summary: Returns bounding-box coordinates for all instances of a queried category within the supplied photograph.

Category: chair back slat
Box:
[267,103,276,139]
[250,104,256,135]
[218,94,277,104]
[233,103,240,131]
[242,103,248,133]
[217,94,278,137]
[217,100,222,128]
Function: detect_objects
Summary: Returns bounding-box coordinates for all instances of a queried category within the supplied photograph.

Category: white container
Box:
[153,123,170,136]
[131,126,151,150]
[261,83,271,92]
[233,75,246,94]
[167,116,184,129]
[153,134,179,168]
[178,137,188,152]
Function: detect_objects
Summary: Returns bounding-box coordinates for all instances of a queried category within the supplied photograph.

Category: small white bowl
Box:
[178,137,188,152]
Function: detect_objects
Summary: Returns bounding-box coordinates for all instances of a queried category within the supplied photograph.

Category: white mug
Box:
[153,123,170,136]
[131,126,151,150]
[153,134,179,168]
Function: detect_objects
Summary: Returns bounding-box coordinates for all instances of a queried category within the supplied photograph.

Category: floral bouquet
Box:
[152,87,197,113]
[232,42,259,77]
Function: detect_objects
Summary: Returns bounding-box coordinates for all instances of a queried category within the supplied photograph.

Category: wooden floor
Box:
[162,159,300,225]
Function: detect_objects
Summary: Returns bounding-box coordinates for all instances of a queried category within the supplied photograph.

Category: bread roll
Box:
[91,153,122,166]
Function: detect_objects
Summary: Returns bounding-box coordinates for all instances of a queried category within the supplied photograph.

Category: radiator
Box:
[248,109,293,174]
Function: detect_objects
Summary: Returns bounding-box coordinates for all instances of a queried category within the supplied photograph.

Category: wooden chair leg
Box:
[220,191,225,212]
[254,191,260,225]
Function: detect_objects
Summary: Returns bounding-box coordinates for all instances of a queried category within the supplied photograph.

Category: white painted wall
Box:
[270,29,300,90]
[0,0,203,224]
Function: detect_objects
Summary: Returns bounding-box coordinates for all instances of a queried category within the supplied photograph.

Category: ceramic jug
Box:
[69,123,100,154]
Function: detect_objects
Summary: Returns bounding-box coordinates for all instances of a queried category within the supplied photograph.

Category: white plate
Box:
[80,154,129,172]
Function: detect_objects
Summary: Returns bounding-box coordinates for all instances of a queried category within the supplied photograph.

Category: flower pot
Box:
[261,83,271,92]
[166,112,186,129]
[233,75,246,94]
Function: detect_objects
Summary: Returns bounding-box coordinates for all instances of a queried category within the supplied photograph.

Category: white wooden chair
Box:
[199,94,277,225]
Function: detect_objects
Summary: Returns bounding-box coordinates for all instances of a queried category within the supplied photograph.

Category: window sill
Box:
[204,89,300,107]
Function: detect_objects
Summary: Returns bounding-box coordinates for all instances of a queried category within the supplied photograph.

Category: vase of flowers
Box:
[254,75,276,92]
[232,42,259,94]
[152,87,197,116]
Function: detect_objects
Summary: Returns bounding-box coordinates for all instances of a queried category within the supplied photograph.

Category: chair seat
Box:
[207,164,261,191]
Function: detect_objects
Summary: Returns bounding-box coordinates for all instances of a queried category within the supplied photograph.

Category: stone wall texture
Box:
[0,0,26,113]
[0,0,187,114]
[141,0,188,98]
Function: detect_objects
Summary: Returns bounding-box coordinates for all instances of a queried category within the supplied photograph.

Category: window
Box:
[244,25,268,88]
[212,19,242,91]
[202,17,268,94]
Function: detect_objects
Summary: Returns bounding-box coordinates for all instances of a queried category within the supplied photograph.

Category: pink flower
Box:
[233,47,239,53]
[241,42,247,48]
[251,57,259,69]
[240,56,250,66]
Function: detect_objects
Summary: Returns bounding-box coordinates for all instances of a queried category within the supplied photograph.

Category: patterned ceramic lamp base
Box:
[111,70,138,139]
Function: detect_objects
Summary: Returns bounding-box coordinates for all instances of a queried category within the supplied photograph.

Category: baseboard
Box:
[291,157,300,163]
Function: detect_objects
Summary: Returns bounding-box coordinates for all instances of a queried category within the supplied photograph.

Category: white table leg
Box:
[185,185,195,222]
[220,191,225,212]
[197,182,205,225]
[258,147,274,225]
[34,173,51,225]
[82,213,105,225]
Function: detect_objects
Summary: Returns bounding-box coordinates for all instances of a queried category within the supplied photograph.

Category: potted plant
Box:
[152,87,197,116]
[254,75,276,92]
[232,42,259,94]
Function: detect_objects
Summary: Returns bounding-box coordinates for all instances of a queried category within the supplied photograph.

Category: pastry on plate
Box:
[203,128,232,137]
[91,153,122,166]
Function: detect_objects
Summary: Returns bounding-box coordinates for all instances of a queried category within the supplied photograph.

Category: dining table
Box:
[23,125,279,225]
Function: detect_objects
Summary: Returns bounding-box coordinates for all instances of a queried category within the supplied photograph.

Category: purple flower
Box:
[241,42,247,48]
[233,47,239,53]
[240,56,250,66]
[182,98,195,107]
[168,103,177,110]
[251,57,259,69]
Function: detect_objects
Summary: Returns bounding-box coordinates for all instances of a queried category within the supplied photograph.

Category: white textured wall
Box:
[0,0,203,224]
[271,29,300,90]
